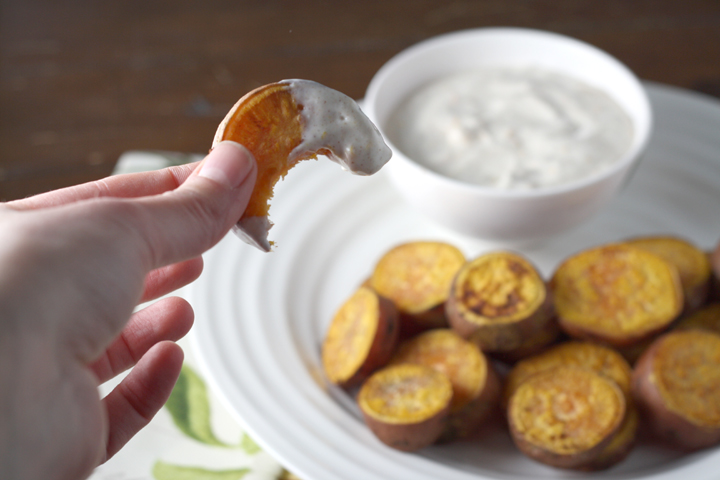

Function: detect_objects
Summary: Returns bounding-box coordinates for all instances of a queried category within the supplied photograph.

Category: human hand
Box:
[0,141,256,480]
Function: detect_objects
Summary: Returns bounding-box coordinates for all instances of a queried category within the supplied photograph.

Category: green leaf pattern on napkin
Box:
[153,461,250,480]
[164,364,231,447]
[240,432,262,455]
[153,364,283,479]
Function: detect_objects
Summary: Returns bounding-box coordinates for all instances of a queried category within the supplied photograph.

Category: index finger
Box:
[6,162,200,211]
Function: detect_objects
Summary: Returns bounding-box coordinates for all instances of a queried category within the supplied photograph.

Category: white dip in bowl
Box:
[364,28,652,244]
[386,67,634,190]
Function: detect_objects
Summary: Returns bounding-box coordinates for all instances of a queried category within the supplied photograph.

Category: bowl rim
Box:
[364,27,654,199]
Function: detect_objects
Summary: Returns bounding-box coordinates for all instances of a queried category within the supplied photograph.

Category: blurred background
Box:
[2,0,719,201]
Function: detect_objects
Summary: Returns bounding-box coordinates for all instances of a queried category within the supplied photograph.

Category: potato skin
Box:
[632,330,720,451]
[362,405,450,452]
[354,294,401,386]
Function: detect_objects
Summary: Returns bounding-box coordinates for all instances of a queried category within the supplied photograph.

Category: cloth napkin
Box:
[89,151,300,480]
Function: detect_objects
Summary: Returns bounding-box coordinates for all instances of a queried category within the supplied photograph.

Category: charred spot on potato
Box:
[447,251,554,353]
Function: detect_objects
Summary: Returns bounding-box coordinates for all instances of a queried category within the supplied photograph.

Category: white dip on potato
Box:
[386,67,634,190]
[287,79,393,176]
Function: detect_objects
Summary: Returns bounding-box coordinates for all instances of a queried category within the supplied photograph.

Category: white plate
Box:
[189,83,720,480]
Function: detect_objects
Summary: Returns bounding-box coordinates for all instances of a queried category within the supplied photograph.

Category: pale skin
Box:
[0,141,257,480]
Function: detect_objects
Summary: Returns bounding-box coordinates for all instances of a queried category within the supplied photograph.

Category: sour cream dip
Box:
[287,79,392,176]
[386,67,634,190]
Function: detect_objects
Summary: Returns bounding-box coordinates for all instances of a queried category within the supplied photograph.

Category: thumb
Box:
[131,140,257,269]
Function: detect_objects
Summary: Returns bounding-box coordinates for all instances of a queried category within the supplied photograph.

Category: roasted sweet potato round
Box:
[389,328,501,441]
[550,243,683,347]
[632,329,720,451]
[504,341,633,408]
[507,366,626,469]
[321,286,399,388]
[357,363,452,451]
[446,251,554,353]
[626,236,711,314]
[214,79,391,251]
[504,341,637,469]
[370,241,466,335]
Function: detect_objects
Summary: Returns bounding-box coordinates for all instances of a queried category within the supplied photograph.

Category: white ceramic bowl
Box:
[364,27,653,244]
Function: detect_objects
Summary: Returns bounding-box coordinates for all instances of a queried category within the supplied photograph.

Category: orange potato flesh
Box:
[508,367,625,469]
[455,252,544,319]
[504,341,633,408]
[215,83,305,222]
[388,329,500,441]
[551,244,683,347]
[626,236,711,313]
[321,287,398,388]
[359,363,452,423]
[370,241,465,333]
[391,329,486,410]
[447,251,553,352]
[213,80,391,251]
[358,363,452,451]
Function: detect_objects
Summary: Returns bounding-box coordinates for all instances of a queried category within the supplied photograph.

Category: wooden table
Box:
[2,0,720,201]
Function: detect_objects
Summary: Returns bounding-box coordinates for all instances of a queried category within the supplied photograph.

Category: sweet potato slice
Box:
[503,341,633,408]
[504,341,637,470]
[632,329,720,451]
[626,236,711,314]
[357,363,452,451]
[322,286,399,388]
[550,244,683,347]
[446,251,554,353]
[389,329,501,441]
[370,241,466,335]
[214,79,392,251]
[507,366,626,469]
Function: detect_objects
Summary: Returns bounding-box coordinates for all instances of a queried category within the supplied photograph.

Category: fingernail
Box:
[198,141,255,189]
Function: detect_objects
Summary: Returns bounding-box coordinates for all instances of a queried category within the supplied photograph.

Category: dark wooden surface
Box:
[2,0,720,201]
